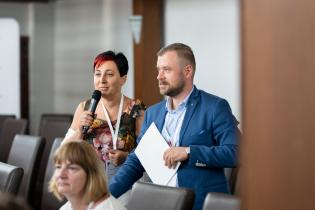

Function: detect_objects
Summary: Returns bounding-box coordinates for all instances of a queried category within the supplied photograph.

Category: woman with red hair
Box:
[63,51,145,184]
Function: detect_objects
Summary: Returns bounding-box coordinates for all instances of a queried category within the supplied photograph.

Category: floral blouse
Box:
[84,99,146,162]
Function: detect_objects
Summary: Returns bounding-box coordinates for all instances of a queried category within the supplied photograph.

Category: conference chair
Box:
[0,118,27,162]
[37,114,72,176]
[202,193,240,210]
[38,114,73,137]
[225,166,240,195]
[0,162,24,194]
[7,135,44,204]
[0,114,15,135]
[41,138,66,210]
[33,113,72,209]
[232,167,241,195]
[127,181,195,210]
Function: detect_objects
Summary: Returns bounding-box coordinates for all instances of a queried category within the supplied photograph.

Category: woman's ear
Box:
[120,75,127,85]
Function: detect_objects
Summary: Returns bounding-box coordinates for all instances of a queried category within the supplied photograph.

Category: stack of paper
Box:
[135,123,180,185]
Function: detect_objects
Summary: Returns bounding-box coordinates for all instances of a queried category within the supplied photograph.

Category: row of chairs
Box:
[0,114,72,210]
[1,158,240,210]
[0,114,240,210]
[0,136,66,210]
[127,181,240,210]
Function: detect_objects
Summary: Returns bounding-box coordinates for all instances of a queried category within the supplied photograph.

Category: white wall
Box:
[0,3,31,35]
[165,0,241,121]
[0,0,134,134]
[54,0,133,114]
[30,3,55,134]
[0,19,20,117]
[0,0,240,133]
[0,2,55,133]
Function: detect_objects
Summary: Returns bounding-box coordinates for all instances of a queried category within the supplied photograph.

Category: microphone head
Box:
[92,90,101,101]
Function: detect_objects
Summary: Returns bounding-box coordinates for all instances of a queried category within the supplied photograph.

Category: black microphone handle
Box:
[82,98,99,135]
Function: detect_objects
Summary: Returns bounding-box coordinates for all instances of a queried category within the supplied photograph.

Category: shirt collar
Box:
[165,86,194,112]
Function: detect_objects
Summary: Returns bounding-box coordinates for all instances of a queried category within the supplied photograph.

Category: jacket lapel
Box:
[155,102,167,132]
[179,87,200,145]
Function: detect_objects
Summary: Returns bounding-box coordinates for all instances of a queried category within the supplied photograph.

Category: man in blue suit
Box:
[109,43,239,210]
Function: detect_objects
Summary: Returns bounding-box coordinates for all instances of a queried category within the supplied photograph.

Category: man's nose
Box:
[157,70,164,80]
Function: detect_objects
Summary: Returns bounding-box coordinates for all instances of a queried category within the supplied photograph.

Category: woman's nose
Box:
[56,167,67,178]
[101,74,107,83]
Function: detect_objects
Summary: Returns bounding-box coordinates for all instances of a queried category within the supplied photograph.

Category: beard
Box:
[159,79,185,97]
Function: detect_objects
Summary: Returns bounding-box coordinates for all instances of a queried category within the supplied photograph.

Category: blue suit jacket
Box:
[109,87,239,210]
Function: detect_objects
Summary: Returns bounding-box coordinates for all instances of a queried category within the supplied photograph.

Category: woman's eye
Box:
[68,165,80,171]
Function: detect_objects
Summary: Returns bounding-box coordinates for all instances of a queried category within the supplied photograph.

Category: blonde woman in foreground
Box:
[49,141,126,210]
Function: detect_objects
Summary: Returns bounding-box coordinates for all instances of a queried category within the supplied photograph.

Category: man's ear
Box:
[184,65,193,78]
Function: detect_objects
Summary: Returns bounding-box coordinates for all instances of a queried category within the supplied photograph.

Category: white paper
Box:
[135,122,180,185]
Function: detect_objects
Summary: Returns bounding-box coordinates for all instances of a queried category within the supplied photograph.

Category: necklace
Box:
[100,94,124,150]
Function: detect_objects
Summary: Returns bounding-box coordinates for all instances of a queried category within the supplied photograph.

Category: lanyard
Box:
[100,94,124,150]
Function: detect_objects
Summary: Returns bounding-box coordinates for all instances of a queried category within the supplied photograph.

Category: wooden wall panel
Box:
[133,0,164,106]
[241,0,315,210]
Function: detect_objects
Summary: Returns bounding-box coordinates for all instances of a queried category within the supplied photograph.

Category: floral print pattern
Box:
[84,99,145,162]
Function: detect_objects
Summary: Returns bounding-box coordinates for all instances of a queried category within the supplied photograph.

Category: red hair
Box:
[93,51,129,76]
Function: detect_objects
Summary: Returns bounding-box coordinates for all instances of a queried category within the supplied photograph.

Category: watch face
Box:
[185,147,190,154]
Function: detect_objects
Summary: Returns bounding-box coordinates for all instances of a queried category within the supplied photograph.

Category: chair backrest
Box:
[230,166,240,195]
[0,162,24,194]
[33,114,72,209]
[41,138,66,210]
[38,118,71,178]
[127,181,195,210]
[233,167,241,195]
[38,114,73,137]
[225,166,240,195]
[0,118,27,162]
[202,193,240,210]
[7,135,44,202]
[38,114,72,176]
[0,115,15,135]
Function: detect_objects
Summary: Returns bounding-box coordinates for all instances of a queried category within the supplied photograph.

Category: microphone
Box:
[82,90,101,135]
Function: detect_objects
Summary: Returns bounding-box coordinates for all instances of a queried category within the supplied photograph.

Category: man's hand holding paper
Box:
[163,147,189,169]
[135,122,181,185]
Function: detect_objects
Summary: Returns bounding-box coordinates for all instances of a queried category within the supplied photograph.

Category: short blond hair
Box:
[157,43,196,76]
[49,141,108,203]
